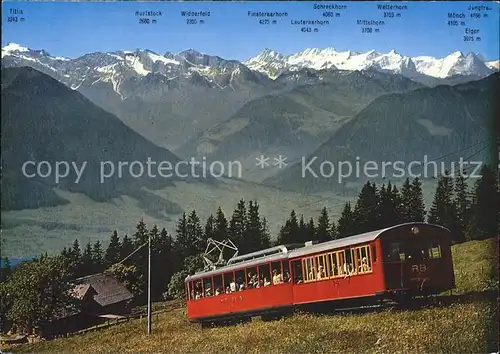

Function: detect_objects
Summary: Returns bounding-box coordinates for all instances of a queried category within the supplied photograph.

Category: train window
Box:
[223,272,235,293]
[328,253,339,277]
[354,248,361,272]
[259,263,271,286]
[356,246,372,273]
[315,255,326,280]
[428,242,442,259]
[282,260,291,282]
[337,251,346,276]
[388,242,406,261]
[213,274,223,295]
[292,260,303,283]
[304,257,316,282]
[194,281,203,299]
[246,267,258,289]
[271,261,283,284]
[203,277,213,297]
[235,270,245,291]
[344,249,355,275]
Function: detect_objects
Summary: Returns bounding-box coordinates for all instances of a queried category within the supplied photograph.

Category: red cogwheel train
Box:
[185,222,455,324]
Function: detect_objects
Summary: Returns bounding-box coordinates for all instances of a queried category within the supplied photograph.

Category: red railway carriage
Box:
[185,222,455,324]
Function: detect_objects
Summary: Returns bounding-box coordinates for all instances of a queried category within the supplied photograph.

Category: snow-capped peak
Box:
[1,42,29,57]
[485,60,500,70]
[449,51,464,58]
[245,47,496,79]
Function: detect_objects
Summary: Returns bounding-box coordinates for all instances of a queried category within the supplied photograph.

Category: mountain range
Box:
[2,43,498,153]
[244,47,499,82]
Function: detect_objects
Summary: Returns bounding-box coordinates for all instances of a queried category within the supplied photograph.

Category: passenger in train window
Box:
[359,257,370,272]
[283,270,291,283]
[195,281,202,295]
[248,273,258,288]
[263,277,271,286]
[330,263,337,277]
[237,277,245,291]
[343,263,354,277]
[205,286,212,297]
[230,279,237,292]
[215,288,221,296]
[272,269,282,284]
[308,267,316,281]
[225,286,231,294]
[295,274,303,284]
[317,265,326,280]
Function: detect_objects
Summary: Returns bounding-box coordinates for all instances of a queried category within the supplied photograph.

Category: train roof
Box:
[288,222,450,259]
[186,244,301,281]
[185,222,448,282]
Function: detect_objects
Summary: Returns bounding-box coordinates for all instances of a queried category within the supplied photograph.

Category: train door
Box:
[382,241,407,289]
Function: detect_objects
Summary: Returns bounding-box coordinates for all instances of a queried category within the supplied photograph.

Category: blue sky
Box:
[2,1,499,61]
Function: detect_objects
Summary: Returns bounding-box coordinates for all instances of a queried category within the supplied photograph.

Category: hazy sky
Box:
[2,1,499,60]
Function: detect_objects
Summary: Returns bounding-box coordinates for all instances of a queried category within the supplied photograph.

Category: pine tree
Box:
[400,178,413,223]
[306,217,316,241]
[453,173,469,243]
[175,212,198,260]
[409,178,426,222]
[298,215,307,243]
[132,219,149,280]
[378,182,402,228]
[81,242,94,276]
[338,202,355,238]
[353,182,380,233]
[149,224,160,244]
[120,234,134,261]
[277,222,290,245]
[186,210,204,253]
[148,224,163,300]
[214,207,229,241]
[203,214,216,243]
[428,172,456,234]
[377,183,389,226]
[68,239,82,276]
[316,207,331,242]
[244,201,263,253]
[330,220,339,240]
[277,211,299,245]
[133,219,149,247]
[391,185,404,224]
[289,210,300,243]
[260,217,271,249]
[467,165,499,240]
[229,199,247,251]
[92,241,104,273]
[105,230,121,267]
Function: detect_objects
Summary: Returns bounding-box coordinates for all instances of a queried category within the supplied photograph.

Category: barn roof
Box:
[74,273,133,307]
[72,283,93,300]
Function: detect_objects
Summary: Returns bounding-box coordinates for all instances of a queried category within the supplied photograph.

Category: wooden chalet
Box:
[44,273,134,338]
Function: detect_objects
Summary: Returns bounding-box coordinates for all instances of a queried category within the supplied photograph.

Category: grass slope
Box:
[4,237,498,354]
